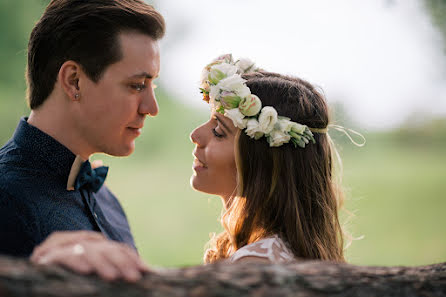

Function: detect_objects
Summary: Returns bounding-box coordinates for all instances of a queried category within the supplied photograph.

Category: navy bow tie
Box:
[74,161,109,193]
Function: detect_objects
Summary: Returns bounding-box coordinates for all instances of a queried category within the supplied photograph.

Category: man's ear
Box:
[58,60,82,101]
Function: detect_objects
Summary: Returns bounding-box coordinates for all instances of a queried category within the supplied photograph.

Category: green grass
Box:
[1,87,445,267]
[341,139,446,266]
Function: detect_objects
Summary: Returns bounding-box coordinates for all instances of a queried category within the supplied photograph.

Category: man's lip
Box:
[127,127,142,136]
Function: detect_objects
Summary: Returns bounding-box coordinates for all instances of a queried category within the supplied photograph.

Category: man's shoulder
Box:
[0,138,49,179]
[0,186,38,219]
[0,138,41,204]
[0,138,19,162]
[0,137,32,167]
[0,151,64,206]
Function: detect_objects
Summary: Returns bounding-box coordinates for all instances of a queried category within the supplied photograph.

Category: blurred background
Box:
[0,0,445,267]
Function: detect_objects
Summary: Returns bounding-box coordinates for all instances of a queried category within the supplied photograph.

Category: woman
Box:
[31,54,346,280]
[192,54,344,264]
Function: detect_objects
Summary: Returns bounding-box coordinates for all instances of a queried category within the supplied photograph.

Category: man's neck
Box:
[28,106,92,160]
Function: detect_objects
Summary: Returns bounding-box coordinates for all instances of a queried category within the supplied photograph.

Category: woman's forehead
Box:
[211,110,237,131]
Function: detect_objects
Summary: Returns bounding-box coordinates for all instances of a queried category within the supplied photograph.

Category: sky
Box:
[155,0,446,130]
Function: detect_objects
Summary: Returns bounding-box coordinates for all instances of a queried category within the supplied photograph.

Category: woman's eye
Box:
[212,127,224,138]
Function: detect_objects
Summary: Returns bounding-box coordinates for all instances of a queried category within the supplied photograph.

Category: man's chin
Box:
[103,142,135,157]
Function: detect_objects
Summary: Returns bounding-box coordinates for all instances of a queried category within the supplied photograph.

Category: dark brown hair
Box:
[27,0,165,109]
[205,71,345,263]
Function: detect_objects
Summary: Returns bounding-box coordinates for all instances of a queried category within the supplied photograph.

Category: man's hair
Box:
[27,0,165,109]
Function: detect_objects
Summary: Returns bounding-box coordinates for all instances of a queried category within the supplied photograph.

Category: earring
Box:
[74,94,80,100]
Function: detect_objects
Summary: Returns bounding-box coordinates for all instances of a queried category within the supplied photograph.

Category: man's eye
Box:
[212,128,224,138]
[131,83,147,91]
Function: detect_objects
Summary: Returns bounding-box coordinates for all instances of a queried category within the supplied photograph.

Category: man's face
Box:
[76,31,160,156]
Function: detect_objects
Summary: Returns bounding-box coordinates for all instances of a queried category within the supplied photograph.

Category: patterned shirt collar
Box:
[12,117,77,180]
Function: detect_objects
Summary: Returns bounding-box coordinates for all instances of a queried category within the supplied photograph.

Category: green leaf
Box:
[217,105,225,114]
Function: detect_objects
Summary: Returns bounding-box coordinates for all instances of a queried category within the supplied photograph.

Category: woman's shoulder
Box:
[229,235,295,264]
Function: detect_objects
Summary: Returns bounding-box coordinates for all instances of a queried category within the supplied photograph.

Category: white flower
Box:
[291,122,307,135]
[215,54,233,63]
[239,94,262,117]
[268,130,291,147]
[201,68,210,84]
[212,100,223,113]
[220,91,241,109]
[224,108,247,129]
[277,118,295,133]
[236,85,251,99]
[258,106,278,134]
[216,74,250,98]
[208,63,238,84]
[209,85,221,102]
[236,58,256,73]
[245,119,264,140]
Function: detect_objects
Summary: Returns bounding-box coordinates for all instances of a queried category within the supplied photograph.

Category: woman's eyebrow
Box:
[215,114,233,134]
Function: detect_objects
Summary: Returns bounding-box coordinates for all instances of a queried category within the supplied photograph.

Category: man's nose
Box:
[139,88,159,116]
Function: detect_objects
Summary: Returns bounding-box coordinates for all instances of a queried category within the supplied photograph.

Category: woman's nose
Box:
[190,128,199,145]
[190,124,205,146]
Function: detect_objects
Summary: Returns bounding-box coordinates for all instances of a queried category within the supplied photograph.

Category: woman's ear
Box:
[58,60,82,101]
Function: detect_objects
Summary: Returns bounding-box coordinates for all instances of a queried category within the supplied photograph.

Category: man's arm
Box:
[0,189,38,257]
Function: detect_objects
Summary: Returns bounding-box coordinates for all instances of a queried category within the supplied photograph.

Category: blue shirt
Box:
[0,118,136,257]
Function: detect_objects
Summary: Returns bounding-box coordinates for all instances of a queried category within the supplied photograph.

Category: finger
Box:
[91,160,104,169]
[36,243,120,281]
[32,231,102,260]
[101,243,144,282]
[138,259,151,273]
[117,244,148,271]
[31,231,105,261]
[36,247,93,275]
[83,245,123,282]
[120,245,151,276]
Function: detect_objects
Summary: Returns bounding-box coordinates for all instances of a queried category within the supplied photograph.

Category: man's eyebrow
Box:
[215,114,233,134]
[129,72,158,79]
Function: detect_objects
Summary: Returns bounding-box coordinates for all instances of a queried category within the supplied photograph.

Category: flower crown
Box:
[200,54,326,148]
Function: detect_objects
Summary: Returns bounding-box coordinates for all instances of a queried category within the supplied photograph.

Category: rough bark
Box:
[0,255,444,297]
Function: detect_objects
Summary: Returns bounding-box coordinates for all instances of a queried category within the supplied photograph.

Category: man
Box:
[0,0,164,266]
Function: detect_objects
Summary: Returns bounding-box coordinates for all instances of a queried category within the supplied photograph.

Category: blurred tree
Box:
[0,0,50,89]
[424,0,446,53]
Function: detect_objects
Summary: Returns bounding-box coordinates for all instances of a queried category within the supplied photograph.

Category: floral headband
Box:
[199,54,327,148]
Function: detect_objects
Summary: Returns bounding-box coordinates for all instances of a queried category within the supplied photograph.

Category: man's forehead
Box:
[129,72,159,79]
[117,32,160,77]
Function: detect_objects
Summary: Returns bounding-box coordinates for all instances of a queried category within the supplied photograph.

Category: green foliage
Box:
[424,0,446,52]
[339,134,446,266]
[0,0,50,89]
[0,85,29,144]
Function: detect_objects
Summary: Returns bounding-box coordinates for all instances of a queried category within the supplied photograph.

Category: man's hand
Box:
[30,231,149,282]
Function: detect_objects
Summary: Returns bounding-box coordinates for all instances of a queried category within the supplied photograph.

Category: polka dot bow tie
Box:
[74,160,109,193]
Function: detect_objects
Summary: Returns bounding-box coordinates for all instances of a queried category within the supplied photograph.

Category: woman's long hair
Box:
[204,71,345,263]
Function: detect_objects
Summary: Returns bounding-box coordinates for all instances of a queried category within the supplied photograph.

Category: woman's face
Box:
[190,111,238,198]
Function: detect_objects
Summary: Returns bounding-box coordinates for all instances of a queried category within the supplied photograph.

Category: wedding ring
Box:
[72,243,85,255]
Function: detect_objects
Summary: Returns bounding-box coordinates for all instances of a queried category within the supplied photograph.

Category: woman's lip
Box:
[192,157,207,171]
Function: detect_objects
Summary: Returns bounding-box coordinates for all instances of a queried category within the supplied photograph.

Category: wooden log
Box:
[0,255,444,297]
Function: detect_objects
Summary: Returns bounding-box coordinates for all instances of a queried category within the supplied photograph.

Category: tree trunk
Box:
[0,255,444,297]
